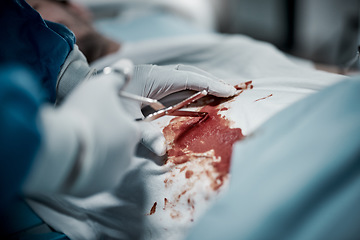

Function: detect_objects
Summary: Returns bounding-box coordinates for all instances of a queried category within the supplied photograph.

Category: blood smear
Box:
[235,80,253,90]
[163,96,244,183]
[185,170,193,178]
[255,94,273,102]
[159,85,250,220]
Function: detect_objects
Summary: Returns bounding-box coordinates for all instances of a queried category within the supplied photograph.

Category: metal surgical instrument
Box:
[134,90,209,122]
[98,59,209,122]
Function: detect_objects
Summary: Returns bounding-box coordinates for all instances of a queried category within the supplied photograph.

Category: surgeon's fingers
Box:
[182,72,236,98]
[92,69,127,93]
[121,99,167,156]
[110,59,134,90]
[175,64,222,80]
[140,122,167,156]
[175,65,236,98]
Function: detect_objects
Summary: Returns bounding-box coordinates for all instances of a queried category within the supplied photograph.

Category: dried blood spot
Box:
[235,80,253,90]
[185,170,193,178]
[164,198,169,210]
[255,94,273,102]
[148,202,157,215]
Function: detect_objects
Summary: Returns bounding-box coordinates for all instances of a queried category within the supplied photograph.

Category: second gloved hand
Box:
[24,70,141,197]
[119,64,237,156]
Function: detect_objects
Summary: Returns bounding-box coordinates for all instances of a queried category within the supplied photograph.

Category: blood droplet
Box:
[164,198,169,210]
[185,170,194,178]
[149,202,157,215]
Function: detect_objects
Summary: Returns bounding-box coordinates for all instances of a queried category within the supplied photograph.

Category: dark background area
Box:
[214,0,360,68]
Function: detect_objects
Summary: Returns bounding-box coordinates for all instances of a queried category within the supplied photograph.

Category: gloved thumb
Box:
[139,121,167,156]
[121,97,167,156]
[110,58,134,91]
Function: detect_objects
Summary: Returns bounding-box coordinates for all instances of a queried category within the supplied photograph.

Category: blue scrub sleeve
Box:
[0,64,43,213]
[0,0,76,102]
[186,77,360,240]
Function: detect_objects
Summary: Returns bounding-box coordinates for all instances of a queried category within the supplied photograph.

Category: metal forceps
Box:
[119,90,209,122]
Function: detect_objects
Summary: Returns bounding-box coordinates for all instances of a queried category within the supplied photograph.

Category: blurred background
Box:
[214,0,360,68]
[75,0,360,69]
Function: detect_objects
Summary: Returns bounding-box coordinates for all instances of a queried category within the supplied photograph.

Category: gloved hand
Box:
[119,63,237,156]
[23,70,140,197]
[128,64,236,99]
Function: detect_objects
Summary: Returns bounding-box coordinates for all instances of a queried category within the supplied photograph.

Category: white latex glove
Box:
[120,64,237,156]
[24,71,141,197]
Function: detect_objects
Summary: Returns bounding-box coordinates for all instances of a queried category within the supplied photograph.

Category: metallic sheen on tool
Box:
[99,60,209,121]
[135,90,209,122]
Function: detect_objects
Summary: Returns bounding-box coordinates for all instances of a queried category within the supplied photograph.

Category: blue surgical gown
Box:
[0,0,75,102]
[0,0,75,229]
[0,64,43,229]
